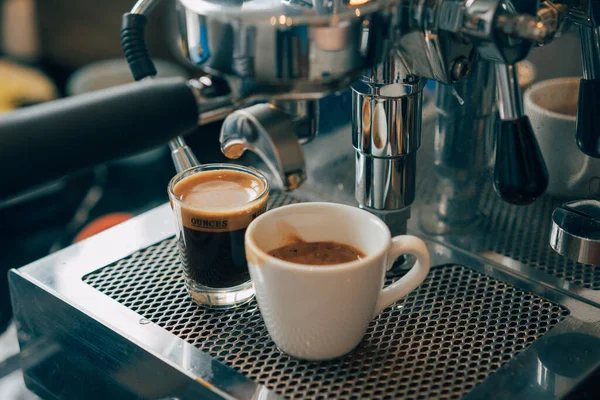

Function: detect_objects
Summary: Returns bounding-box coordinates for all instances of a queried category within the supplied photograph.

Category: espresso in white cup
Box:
[244,202,431,361]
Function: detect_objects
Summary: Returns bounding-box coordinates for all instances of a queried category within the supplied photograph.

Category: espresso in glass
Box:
[169,164,269,309]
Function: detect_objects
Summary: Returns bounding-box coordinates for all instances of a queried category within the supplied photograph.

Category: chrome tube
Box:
[580,25,600,80]
[270,100,319,144]
[131,0,200,173]
[131,0,162,15]
[352,79,424,212]
[495,63,524,121]
[168,137,199,172]
[421,60,496,234]
[351,53,425,235]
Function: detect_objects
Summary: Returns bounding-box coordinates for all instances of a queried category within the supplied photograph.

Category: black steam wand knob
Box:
[575,25,600,158]
[493,63,549,205]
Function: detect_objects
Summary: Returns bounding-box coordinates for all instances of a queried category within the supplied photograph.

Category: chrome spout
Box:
[219,103,308,191]
[351,53,425,234]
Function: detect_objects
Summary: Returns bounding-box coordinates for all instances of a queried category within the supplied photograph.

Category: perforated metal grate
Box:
[418,175,600,290]
[309,149,600,290]
[84,211,569,400]
[476,188,600,287]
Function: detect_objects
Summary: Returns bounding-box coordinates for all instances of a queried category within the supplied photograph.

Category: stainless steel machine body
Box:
[9,0,600,398]
[422,60,496,234]
[167,0,597,230]
[11,98,600,398]
[10,197,600,399]
[175,0,395,99]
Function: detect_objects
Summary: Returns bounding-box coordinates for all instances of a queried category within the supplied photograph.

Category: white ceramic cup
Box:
[524,77,600,198]
[244,202,431,361]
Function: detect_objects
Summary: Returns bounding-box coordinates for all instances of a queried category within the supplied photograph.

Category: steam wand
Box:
[122,0,200,172]
[122,0,312,190]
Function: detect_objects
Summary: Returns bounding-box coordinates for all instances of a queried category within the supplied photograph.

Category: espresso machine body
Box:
[7,0,600,398]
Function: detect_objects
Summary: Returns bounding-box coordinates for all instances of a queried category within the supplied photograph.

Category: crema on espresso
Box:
[172,169,268,288]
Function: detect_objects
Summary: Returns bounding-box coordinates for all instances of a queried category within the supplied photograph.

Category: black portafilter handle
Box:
[575,78,600,158]
[493,116,549,205]
[0,77,199,200]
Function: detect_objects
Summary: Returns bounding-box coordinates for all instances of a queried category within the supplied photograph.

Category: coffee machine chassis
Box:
[8,0,600,396]
[10,169,600,399]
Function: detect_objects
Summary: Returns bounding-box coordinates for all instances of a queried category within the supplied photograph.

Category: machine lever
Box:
[494,117,549,205]
[575,25,600,158]
[493,63,548,205]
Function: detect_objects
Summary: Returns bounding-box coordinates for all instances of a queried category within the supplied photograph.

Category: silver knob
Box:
[550,200,600,265]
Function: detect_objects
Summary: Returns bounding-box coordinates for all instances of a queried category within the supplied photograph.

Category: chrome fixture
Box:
[120,0,599,230]
[172,0,395,188]
[4,2,600,398]
[352,66,425,235]
[1,0,597,232]
[220,103,308,190]
[421,60,496,234]
[551,200,600,265]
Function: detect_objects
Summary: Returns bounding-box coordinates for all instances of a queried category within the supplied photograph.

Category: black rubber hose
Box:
[121,13,157,81]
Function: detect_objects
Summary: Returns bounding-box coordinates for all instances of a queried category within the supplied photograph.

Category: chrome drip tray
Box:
[9,194,600,399]
[83,239,569,400]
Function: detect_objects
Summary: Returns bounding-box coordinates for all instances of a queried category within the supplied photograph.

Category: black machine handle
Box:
[0,77,199,200]
[493,116,549,205]
[575,78,600,158]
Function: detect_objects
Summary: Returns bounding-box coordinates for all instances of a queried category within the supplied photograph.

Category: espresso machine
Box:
[6,0,600,398]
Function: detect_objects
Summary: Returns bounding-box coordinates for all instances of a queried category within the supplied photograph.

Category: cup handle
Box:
[373,235,431,315]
